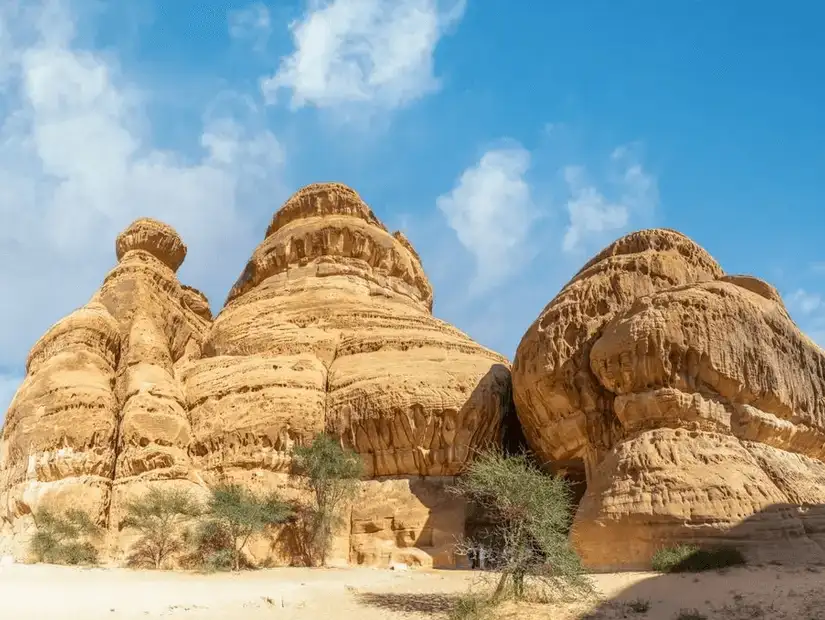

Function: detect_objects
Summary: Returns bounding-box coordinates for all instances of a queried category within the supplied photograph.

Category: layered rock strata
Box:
[513,229,825,569]
[0,184,512,567]
[184,182,511,566]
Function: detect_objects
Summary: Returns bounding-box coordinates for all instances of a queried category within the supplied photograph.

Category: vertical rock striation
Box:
[0,218,212,559]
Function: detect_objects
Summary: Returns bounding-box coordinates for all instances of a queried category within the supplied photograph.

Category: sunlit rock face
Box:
[0,184,514,568]
[0,216,211,560]
[513,228,825,569]
[184,182,512,567]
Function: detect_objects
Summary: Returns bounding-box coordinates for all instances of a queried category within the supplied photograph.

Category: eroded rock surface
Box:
[183,183,511,565]
[0,184,512,567]
[513,229,825,569]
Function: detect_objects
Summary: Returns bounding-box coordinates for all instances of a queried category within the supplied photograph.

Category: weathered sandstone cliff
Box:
[0,183,512,567]
[513,228,825,569]
[8,195,818,573]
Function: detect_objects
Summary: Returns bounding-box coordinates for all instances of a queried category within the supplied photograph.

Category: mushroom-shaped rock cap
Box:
[116,218,187,272]
[265,182,386,238]
[573,228,722,280]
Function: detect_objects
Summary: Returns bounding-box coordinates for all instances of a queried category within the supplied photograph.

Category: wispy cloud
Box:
[562,166,629,253]
[787,288,823,315]
[782,287,825,348]
[0,0,285,372]
[228,3,271,51]
[809,261,825,275]
[434,138,659,299]
[436,145,537,293]
[261,0,465,114]
[562,146,658,253]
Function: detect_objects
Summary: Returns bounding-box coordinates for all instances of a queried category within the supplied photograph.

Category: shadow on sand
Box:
[573,501,825,619]
[355,592,461,615]
[576,564,825,620]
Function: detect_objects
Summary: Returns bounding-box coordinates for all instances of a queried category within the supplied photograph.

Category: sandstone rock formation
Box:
[0,218,212,560]
[0,184,512,568]
[513,228,825,569]
[183,182,511,566]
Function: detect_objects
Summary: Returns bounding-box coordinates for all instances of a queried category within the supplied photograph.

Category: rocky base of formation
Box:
[0,475,469,569]
[2,185,825,571]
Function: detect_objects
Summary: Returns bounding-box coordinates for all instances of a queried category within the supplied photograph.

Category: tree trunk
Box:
[320,521,328,566]
[493,573,509,601]
[514,572,524,599]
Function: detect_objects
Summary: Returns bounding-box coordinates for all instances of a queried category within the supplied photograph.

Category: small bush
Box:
[292,433,363,566]
[58,540,100,565]
[675,609,707,620]
[450,450,593,602]
[122,487,202,569]
[30,508,102,565]
[626,598,651,613]
[651,544,746,573]
[189,483,294,571]
[183,519,238,572]
[448,592,493,620]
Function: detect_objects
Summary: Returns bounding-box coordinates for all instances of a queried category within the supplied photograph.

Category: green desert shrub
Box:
[450,450,593,603]
[651,543,746,573]
[122,487,203,569]
[448,592,493,620]
[675,609,707,620]
[292,433,363,566]
[186,483,294,571]
[30,508,103,565]
[183,518,236,572]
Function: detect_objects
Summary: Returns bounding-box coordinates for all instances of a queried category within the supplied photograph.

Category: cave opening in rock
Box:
[552,458,588,532]
[500,403,529,457]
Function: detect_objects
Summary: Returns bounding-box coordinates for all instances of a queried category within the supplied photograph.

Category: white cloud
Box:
[783,288,825,349]
[788,289,823,315]
[434,141,658,295]
[0,0,285,373]
[562,166,628,253]
[562,146,658,253]
[436,145,536,292]
[261,0,465,113]
[228,3,271,51]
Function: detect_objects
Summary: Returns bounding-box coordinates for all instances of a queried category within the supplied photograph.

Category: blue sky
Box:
[1,0,824,419]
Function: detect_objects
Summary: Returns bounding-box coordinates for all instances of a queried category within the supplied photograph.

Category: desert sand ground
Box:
[1,563,824,620]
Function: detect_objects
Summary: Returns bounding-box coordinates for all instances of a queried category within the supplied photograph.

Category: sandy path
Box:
[2,563,825,619]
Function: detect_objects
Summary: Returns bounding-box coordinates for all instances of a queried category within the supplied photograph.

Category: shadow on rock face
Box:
[322,364,523,571]
[346,367,515,569]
